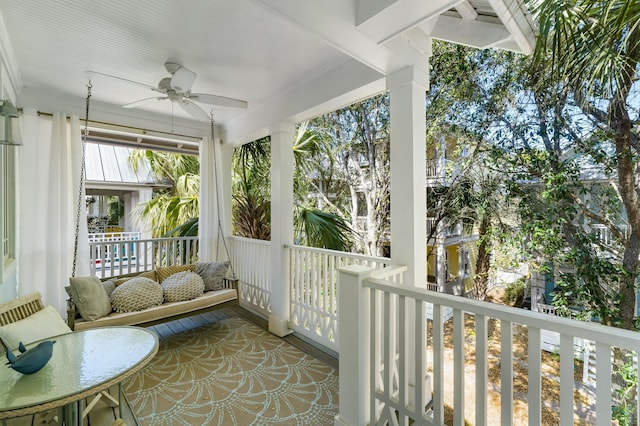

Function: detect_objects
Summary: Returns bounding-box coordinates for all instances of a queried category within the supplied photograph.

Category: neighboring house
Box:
[426,134,480,296]
[83,129,197,240]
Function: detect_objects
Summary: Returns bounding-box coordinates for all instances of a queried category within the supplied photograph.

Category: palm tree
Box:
[534,0,640,329]
[129,150,200,238]
[231,137,271,240]
[232,127,352,250]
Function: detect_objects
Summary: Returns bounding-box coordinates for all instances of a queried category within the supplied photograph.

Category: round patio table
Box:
[0,326,158,425]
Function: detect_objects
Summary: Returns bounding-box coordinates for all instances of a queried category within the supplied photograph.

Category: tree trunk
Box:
[612,94,640,329]
[474,215,491,301]
[621,233,640,329]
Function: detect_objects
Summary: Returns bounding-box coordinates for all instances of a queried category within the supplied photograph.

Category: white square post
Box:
[335,264,374,426]
[269,121,295,336]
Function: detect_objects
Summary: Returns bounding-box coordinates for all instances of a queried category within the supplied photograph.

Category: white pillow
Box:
[0,306,72,350]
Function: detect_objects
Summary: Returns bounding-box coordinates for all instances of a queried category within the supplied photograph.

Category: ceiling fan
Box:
[87,62,248,121]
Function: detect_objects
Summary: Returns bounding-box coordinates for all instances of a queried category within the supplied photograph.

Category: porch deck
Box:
[6,306,336,426]
[82,236,640,425]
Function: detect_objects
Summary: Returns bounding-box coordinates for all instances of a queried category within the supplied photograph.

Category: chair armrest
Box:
[223,277,239,291]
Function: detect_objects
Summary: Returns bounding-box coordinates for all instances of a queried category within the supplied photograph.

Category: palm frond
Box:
[163,217,199,237]
[294,205,352,251]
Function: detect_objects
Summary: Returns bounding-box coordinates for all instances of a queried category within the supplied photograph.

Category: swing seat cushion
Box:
[67,264,238,330]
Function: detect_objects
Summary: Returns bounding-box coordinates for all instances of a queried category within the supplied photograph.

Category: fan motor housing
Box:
[158,77,173,93]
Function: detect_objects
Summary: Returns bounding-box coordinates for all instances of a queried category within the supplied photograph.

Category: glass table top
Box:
[0,326,158,414]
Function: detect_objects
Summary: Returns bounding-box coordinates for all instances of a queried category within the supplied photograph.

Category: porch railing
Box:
[590,223,630,245]
[88,231,141,243]
[89,236,199,278]
[228,236,272,318]
[426,218,463,240]
[288,244,389,352]
[337,265,640,426]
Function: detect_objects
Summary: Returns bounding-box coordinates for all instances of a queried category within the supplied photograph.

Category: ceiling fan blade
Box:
[122,96,168,108]
[179,99,211,121]
[86,70,159,91]
[189,93,248,109]
[171,66,196,92]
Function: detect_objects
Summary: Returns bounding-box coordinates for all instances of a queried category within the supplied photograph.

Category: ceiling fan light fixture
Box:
[171,66,196,92]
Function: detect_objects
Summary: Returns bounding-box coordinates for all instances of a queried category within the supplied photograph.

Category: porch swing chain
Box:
[71,81,92,278]
[210,117,235,278]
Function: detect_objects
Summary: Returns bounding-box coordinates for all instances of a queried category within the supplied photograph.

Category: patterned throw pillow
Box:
[111,277,163,313]
[156,265,196,283]
[161,271,205,303]
[196,261,230,291]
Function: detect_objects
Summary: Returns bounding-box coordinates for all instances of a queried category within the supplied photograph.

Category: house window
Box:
[1,144,16,269]
[462,249,471,278]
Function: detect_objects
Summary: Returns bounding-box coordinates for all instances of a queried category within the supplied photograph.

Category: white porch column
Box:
[335,264,373,426]
[388,64,429,415]
[388,65,429,288]
[269,121,295,337]
[136,188,153,240]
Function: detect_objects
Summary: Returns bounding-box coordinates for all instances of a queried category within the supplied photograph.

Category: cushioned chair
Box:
[0,292,123,425]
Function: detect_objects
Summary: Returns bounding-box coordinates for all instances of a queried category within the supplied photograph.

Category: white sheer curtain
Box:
[199,135,227,262]
[18,109,89,314]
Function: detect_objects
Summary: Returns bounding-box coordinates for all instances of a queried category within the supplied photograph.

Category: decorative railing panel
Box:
[353,274,640,425]
[90,236,198,278]
[228,236,272,318]
[288,244,389,352]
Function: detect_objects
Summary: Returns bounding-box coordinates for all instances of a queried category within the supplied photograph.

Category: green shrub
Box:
[504,278,526,306]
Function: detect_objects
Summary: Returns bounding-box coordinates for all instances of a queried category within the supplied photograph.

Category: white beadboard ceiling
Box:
[0,0,536,144]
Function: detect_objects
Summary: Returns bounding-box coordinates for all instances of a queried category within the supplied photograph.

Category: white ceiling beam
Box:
[356,0,398,26]
[356,0,465,45]
[224,58,384,145]
[425,15,515,51]
[487,0,537,55]
[252,0,392,75]
[455,1,478,20]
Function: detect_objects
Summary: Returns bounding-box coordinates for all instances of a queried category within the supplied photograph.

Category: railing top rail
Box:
[370,265,407,280]
[285,243,390,264]
[363,276,640,350]
[88,236,198,245]
[228,235,271,246]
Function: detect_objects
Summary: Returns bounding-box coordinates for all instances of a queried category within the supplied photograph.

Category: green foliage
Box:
[231,138,272,240]
[425,5,640,329]
[107,196,123,226]
[129,150,200,238]
[504,278,526,307]
[231,129,354,251]
[528,0,640,330]
[294,206,352,251]
[307,94,391,256]
[163,217,199,237]
[612,352,639,426]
